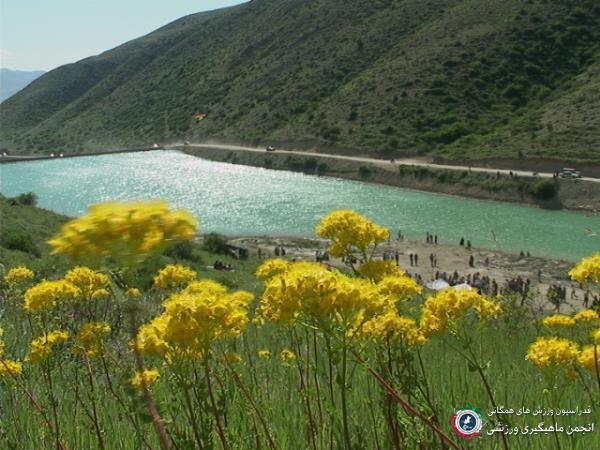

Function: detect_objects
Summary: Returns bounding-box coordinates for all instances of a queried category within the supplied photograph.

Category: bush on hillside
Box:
[530,179,559,200]
[1,227,40,256]
[203,233,230,255]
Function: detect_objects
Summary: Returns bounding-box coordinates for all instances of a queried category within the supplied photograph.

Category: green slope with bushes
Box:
[1,0,598,163]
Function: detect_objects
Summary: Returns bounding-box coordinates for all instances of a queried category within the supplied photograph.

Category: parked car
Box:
[266,145,276,151]
[559,168,581,179]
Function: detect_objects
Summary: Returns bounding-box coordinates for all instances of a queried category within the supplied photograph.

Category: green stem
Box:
[340,338,351,449]
[204,361,229,450]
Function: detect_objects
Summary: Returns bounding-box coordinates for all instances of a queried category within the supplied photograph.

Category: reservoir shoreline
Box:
[3,144,600,214]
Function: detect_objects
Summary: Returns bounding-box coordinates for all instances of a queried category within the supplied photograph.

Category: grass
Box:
[1,1,599,164]
[1,196,599,449]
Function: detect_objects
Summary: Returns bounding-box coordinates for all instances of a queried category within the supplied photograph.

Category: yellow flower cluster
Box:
[26,330,70,363]
[72,322,111,358]
[48,201,197,263]
[255,259,290,281]
[257,349,271,359]
[23,280,79,312]
[525,337,579,368]
[419,289,501,338]
[64,266,110,300]
[280,349,296,365]
[135,281,252,362]
[542,315,576,328]
[577,345,599,372]
[256,260,420,336]
[0,360,22,377]
[573,309,599,323]
[153,264,197,289]
[315,210,389,257]
[593,329,600,345]
[358,260,401,282]
[256,263,361,326]
[130,369,160,390]
[360,312,425,346]
[126,288,141,298]
[4,266,34,285]
[223,352,242,363]
[568,252,600,285]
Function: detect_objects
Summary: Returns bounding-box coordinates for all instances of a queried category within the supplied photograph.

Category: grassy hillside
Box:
[1,0,599,163]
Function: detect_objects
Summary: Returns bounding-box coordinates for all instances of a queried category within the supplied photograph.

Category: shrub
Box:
[303,158,318,174]
[164,241,204,264]
[317,162,329,175]
[0,227,40,256]
[7,192,38,207]
[359,166,372,179]
[530,179,559,200]
[203,233,230,255]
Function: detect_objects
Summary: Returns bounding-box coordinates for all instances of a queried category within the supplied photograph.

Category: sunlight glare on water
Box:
[1,150,598,261]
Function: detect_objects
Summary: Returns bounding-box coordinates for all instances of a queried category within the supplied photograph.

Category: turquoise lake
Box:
[1,150,598,261]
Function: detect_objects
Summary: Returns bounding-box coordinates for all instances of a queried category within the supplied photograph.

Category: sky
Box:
[0,0,245,72]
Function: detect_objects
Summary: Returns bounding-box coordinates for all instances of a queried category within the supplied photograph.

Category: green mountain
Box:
[1,0,599,164]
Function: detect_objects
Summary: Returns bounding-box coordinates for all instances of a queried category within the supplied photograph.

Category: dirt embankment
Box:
[180,146,600,212]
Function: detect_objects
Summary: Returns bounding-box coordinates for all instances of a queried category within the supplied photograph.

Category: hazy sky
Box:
[1,0,246,71]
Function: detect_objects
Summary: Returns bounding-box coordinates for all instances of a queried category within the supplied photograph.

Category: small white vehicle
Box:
[266,145,276,152]
[559,168,581,179]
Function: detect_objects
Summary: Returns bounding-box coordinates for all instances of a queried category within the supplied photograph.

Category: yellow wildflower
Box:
[542,314,576,328]
[257,349,271,359]
[72,322,111,357]
[183,279,228,296]
[255,259,290,281]
[525,337,579,368]
[64,267,109,299]
[135,282,252,362]
[223,352,242,363]
[256,261,390,330]
[26,330,70,363]
[419,289,501,337]
[357,260,400,282]
[4,267,34,285]
[130,369,160,390]
[48,201,197,264]
[573,310,599,323]
[577,345,599,372]
[126,288,141,298]
[360,312,425,346]
[23,280,79,312]
[315,210,389,257]
[376,274,422,305]
[153,264,197,289]
[0,360,23,377]
[280,349,296,365]
[592,328,600,345]
[569,253,600,285]
[91,289,110,299]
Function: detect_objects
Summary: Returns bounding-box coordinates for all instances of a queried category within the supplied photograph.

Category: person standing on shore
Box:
[460,237,465,246]
[409,253,414,267]
[414,253,419,266]
[469,255,474,268]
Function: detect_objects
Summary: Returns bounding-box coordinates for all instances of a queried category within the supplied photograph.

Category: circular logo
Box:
[451,409,483,439]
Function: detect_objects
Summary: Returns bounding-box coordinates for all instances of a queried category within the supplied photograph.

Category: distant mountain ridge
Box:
[0,69,45,103]
[0,0,599,164]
